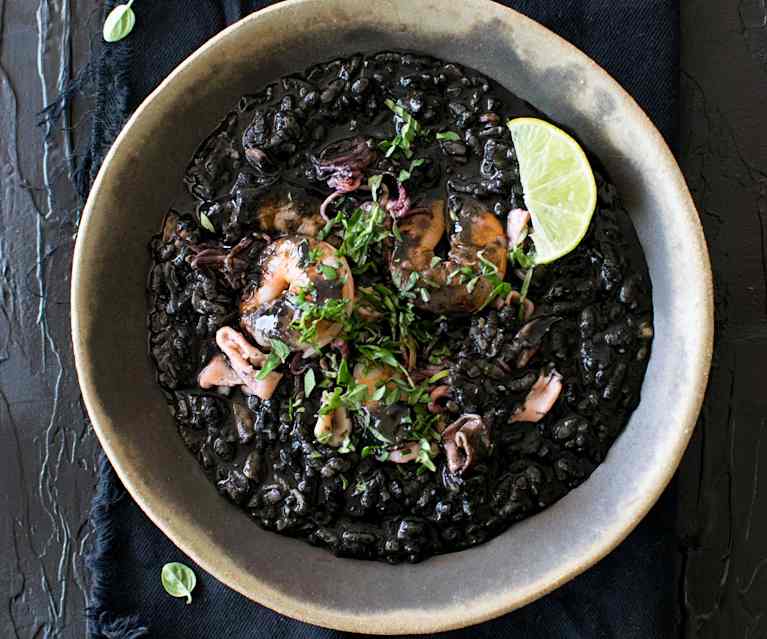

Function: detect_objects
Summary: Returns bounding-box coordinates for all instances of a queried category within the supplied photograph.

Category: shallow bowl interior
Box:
[72,0,713,634]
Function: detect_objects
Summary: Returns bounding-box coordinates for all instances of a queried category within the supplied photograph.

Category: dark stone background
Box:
[0,1,765,637]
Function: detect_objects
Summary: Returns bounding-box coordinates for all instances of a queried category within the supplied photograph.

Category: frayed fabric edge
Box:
[86,455,151,639]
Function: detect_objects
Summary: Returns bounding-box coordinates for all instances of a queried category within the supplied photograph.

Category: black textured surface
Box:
[0,0,765,637]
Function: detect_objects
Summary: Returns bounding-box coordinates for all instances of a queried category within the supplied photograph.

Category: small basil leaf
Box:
[199,212,215,233]
[256,353,278,380]
[436,131,461,141]
[161,562,197,604]
[103,2,136,43]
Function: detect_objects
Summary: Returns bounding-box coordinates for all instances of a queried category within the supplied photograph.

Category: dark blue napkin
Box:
[83,2,680,637]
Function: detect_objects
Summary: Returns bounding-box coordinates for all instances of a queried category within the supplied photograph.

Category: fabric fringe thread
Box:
[41,3,149,635]
[38,0,133,203]
[86,455,150,638]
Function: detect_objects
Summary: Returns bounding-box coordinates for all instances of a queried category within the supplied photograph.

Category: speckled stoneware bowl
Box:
[72,0,713,633]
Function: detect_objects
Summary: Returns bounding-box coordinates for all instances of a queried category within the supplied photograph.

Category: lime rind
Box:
[507,117,597,264]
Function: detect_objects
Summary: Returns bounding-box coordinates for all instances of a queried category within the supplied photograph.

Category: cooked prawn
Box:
[240,236,355,352]
[353,362,394,409]
[255,189,325,237]
[390,198,507,314]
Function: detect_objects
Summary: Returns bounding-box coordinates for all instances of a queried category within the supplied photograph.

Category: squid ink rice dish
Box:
[148,51,653,563]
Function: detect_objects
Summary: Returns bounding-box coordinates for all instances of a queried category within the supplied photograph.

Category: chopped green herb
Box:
[427,369,449,384]
[416,439,437,472]
[510,245,536,269]
[336,358,352,386]
[397,157,425,183]
[318,263,338,280]
[307,246,323,264]
[436,130,461,141]
[199,212,215,233]
[371,384,387,401]
[368,174,383,202]
[336,203,389,267]
[304,368,316,397]
[518,267,535,319]
[338,436,355,454]
[475,249,514,310]
[340,475,349,490]
[317,212,341,241]
[382,99,422,159]
[292,295,350,345]
[429,255,442,268]
[358,344,402,371]
[256,338,291,380]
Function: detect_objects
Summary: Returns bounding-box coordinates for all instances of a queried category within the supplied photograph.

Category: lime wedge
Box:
[507,117,597,264]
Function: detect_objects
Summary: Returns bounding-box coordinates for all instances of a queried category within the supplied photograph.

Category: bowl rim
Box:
[72,0,714,633]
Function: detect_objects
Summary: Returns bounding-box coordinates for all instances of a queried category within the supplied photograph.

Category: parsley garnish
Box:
[338,436,355,454]
[291,293,350,345]
[476,250,514,311]
[304,368,316,397]
[510,245,536,269]
[368,174,383,202]
[307,246,323,264]
[336,203,389,267]
[380,99,422,159]
[397,158,425,183]
[256,338,291,380]
[318,263,338,280]
[416,439,437,472]
[436,130,461,141]
[518,267,535,318]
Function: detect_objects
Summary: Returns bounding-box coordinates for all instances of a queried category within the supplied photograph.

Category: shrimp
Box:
[389,198,507,314]
[255,190,326,238]
[240,236,355,352]
[353,362,394,409]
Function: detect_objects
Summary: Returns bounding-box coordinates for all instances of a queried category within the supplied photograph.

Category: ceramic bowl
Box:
[72,0,713,633]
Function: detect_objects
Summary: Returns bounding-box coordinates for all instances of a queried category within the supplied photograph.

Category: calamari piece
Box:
[314,402,351,447]
[511,369,563,423]
[506,208,531,248]
[214,326,283,400]
[442,414,491,475]
[198,353,242,389]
